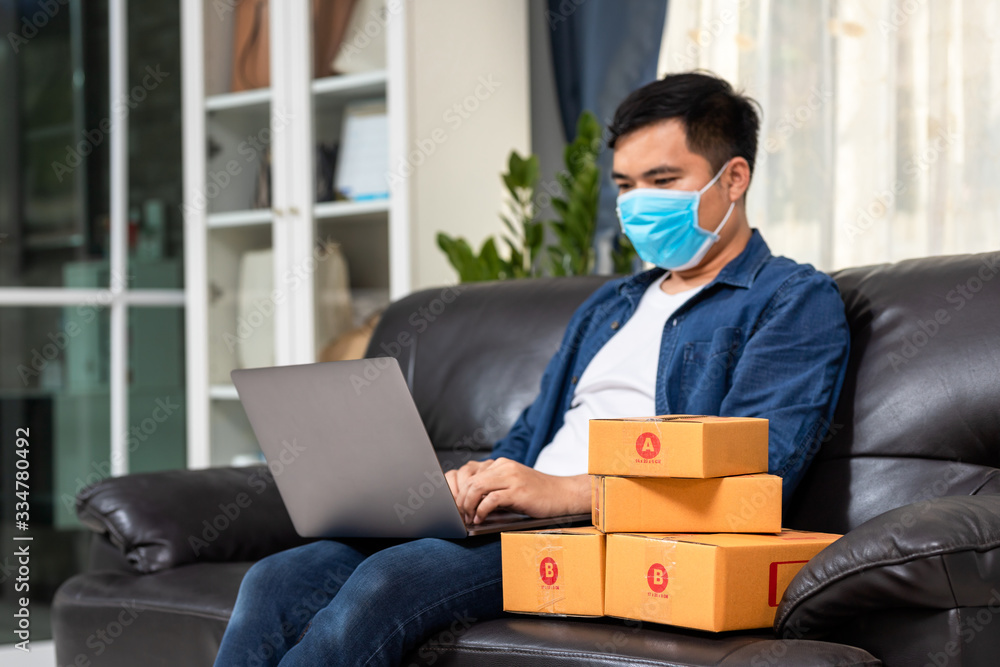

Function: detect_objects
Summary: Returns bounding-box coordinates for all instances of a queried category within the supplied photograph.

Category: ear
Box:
[724,157,752,202]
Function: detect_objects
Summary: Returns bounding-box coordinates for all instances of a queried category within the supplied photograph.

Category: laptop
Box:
[231,358,591,538]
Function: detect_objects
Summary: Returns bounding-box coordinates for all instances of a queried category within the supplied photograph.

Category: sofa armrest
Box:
[775,494,1000,637]
[76,465,311,574]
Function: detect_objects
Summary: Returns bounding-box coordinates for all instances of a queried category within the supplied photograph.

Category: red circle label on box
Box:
[539,557,559,585]
[636,432,661,459]
[647,563,668,593]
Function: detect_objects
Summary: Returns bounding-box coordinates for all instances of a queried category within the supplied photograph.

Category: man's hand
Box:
[445,459,494,507]
[447,457,590,524]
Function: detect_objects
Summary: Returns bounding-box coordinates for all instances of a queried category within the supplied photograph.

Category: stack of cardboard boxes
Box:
[502,415,842,632]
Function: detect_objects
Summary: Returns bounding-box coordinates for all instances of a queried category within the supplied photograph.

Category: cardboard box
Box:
[501,526,605,617]
[604,529,842,631]
[589,415,769,478]
[592,474,782,533]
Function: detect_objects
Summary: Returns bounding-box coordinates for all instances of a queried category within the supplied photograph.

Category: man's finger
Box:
[453,466,473,519]
[445,470,459,501]
[455,471,472,520]
[455,461,481,492]
[461,471,504,522]
[473,489,509,524]
[463,459,493,480]
[460,478,482,522]
[456,463,477,487]
[457,461,492,519]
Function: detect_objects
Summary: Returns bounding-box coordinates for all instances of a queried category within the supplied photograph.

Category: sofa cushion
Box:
[52,561,251,667]
[76,465,310,573]
[53,557,880,667]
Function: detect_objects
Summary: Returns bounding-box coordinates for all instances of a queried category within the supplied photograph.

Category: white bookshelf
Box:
[182,0,407,467]
[181,1,533,469]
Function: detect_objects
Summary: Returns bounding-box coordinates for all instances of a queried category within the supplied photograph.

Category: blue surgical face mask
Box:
[616,160,735,271]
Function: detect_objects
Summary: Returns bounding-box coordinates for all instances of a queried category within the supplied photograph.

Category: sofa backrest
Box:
[365,277,611,470]
[366,251,1000,532]
[786,251,1000,533]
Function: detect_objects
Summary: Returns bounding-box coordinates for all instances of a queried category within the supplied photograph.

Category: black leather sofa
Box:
[53,250,1000,666]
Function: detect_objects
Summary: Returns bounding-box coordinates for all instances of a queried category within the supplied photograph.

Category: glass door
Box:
[0,0,185,645]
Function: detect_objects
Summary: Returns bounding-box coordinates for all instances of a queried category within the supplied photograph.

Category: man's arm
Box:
[719,270,851,496]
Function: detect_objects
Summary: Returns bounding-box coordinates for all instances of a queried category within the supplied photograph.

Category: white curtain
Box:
[659,0,1000,271]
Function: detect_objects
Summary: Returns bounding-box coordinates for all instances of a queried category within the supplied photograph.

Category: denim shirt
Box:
[488,229,851,498]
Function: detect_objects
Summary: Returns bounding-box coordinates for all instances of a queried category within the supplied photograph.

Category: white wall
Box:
[404,0,531,290]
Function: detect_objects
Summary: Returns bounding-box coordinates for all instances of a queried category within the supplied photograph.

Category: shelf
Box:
[313,70,387,115]
[206,87,271,112]
[206,203,385,228]
[312,70,387,99]
[209,384,240,400]
[207,209,272,229]
[314,199,389,220]
[204,71,386,114]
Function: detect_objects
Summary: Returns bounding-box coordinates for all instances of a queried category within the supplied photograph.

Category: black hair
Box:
[607,71,761,178]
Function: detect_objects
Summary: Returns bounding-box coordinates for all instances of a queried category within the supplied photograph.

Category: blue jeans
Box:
[213,535,504,667]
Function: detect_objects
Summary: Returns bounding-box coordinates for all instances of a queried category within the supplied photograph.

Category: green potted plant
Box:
[438,111,635,281]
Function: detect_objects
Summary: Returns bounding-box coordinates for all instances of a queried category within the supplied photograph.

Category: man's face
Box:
[611,118,731,234]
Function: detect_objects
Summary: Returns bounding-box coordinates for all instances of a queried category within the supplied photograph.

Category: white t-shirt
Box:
[532,274,704,476]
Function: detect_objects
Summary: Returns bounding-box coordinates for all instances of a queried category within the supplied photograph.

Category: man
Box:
[214,72,850,667]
